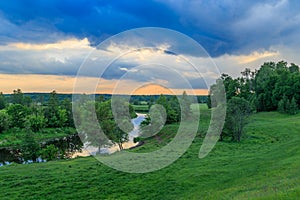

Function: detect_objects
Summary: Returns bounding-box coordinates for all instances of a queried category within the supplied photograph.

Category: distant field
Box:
[1,104,300,199]
[132,104,149,113]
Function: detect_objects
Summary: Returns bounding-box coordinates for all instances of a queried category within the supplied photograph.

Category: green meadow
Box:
[132,104,149,113]
[0,104,300,199]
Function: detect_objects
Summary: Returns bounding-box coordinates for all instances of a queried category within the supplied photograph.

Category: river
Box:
[0,113,146,166]
[74,113,146,156]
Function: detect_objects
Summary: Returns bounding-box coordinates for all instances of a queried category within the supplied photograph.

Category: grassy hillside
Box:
[0,105,300,199]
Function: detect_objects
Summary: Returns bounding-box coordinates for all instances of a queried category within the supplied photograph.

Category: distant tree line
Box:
[0,89,74,134]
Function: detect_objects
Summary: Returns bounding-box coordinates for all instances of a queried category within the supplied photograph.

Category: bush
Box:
[40,144,58,161]
[26,114,47,132]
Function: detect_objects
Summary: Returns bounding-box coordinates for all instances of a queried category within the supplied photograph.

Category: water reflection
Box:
[0,113,146,166]
[75,113,146,157]
[0,134,83,166]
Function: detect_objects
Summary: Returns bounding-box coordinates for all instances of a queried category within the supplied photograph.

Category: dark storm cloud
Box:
[0,0,300,80]
[1,0,299,57]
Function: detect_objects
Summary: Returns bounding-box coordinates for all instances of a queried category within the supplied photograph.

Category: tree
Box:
[44,91,60,127]
[254,62,277,111]
[287,97,298,115]
[11,89,24,105]
[23,96,32,107]
[103,98,134,150]
[156,94,179,124]
[289,63,299,73]
[21,123,40,161]
[61,98,74,127]
[76,101,110,153]
[26,114,47,132]
[277,97,287,113]
[40,144,58,161]
[224,97,252,142]
[7,104,29,128]
[140,104,166,138]
[180,91,192,120]
[0,110,10,133]
[58,109,68,127]
[0,92,6,109]
[207,78,226,109]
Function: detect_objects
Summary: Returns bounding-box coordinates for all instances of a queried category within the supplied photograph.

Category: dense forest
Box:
[208,61,300,113]
[208,61,300,142]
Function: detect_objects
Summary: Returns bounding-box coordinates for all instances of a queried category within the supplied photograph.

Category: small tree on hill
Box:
[224,97,252,142]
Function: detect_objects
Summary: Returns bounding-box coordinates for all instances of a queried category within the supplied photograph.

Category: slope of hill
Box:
[0,105,299,199]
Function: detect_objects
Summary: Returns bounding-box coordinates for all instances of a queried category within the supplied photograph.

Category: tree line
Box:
[208,61,300,142]
[0,90,74,133]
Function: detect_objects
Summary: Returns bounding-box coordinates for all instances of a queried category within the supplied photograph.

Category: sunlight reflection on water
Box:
[73,113,146,158]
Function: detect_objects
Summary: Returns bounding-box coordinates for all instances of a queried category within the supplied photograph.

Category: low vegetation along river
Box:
[0,113,146,166]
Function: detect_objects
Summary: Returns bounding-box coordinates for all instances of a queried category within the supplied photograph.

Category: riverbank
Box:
[0,127,76,148]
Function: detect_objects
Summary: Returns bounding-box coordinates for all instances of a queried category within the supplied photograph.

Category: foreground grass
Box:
[0,106,300,199]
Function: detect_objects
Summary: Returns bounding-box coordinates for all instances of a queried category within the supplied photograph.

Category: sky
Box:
[0,0,300,94]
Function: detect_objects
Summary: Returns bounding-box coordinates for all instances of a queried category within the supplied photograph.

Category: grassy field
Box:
[132,104,149,113]
[0,105,300,199]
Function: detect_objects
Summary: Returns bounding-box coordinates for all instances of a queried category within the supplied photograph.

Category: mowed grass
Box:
[0,105,300,199]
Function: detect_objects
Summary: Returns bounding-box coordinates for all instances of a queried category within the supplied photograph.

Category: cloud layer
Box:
[0,0,300,93]
[1,0,300,56]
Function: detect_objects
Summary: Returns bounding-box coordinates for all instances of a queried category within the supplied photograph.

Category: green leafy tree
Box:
[40,144,58,161]
[61,98,74,127]
[44,91,61,127]
[7,104,29,128]
[221,73,238,100]
[0,92,6,109]
[100,98,134,150]
[224,97,253,142]
[26,114,47,132]
[140,104,166,138]
[156,94,179,124]
[11,89,24,105]
[58,109,68,127]
[180,91,192,120]
[0,110,10,133]
[207,78,226,109]
[21,123,40,161]
[23,96,32,107]
[287,97,298,115]
[277,96,287,113]
[75,101,110,152]
[289,63,299,73]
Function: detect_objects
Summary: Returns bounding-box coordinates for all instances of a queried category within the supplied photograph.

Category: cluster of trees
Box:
[0,89,74,134]
[208,61,300,142]
[140,92,192,138]
[74,97,137,151]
